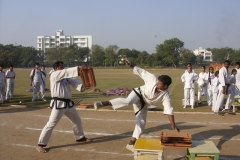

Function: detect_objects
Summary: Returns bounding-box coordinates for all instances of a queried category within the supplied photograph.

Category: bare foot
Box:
[36,146,47,153]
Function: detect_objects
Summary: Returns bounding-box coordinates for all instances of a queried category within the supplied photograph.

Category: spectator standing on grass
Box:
[235,62,240,96]
[214,60,231,114]
[0,64,6,102]
[5,65,15,100]
[211,71,219,111]
[206,67,215,106]
[197,65,209,105]
[38,65,47,99]
[181,66,198,109]
[30,63,46,101]
[36,61,91,153]
[223,69,237,111]
[94,59,180,153]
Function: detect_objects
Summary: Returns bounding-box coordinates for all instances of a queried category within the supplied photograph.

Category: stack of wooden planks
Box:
[160,132,192,147]
[79,66,97,88]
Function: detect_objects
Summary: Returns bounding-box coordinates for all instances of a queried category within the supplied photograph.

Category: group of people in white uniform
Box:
[181,61,240,113]
[0,64,16,102]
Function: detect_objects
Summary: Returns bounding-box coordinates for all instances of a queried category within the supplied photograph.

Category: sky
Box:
[0,0,240,54]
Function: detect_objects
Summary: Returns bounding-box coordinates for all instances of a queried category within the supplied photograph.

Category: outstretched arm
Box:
[168,115,180,132]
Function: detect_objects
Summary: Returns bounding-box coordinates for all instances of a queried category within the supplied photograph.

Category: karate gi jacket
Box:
[181,71,198,89]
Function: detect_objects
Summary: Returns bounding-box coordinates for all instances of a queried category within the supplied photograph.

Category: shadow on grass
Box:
[192,125,240,150]
[47,122,204,151]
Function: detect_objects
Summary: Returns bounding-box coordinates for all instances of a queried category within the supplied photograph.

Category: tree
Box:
[91,44,105,66]
[180,49,196,66]
[156,38,184,67]
[104,45,119,67]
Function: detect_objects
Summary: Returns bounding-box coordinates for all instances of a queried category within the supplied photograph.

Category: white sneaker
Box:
[94,101,103,110]
[42,98,46,101]
[126,144,134,153]
[183,106,186,108]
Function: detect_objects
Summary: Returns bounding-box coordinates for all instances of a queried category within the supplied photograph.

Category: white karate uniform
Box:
[197,72,209,103]
[0,71,6,101]
[38,66,85,146]
[181,71,198,108]
[235,68,240,95]
[5,69,15,99]
[211,77,219,111]
[110,66,174,139]
[30,69,45,100]
[206,72,215,106]
[214,67,231,112]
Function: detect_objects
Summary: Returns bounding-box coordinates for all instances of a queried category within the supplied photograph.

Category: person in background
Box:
[181,66,198,109]
[197,65,209,105]
[211,71,219,111]
[5,65,16,100]
[0,64,6,102]
[206,67,215,106]
[235,62,240,96]
[222,69,237,111]
[30,63,46,101]
[214,60,231,114]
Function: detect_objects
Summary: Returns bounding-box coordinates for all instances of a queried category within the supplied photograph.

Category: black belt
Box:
[52,97,74,109]
[133,87,145,116]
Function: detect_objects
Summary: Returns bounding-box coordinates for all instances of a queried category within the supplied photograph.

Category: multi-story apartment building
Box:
[37,30,92,52]
[193,47,213,62]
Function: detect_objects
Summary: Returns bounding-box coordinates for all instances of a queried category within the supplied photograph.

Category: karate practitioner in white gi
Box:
[211,71,219,111]
[235,62,240,96]
[214,60,231,113]
[206,67,215,106]
[30,63,46,101]
[36,61,90,153]
[181,66,198,109]
[94,59,180,152]
[197,66,209,104]
[0,64,6,102]
[5,65,15,100]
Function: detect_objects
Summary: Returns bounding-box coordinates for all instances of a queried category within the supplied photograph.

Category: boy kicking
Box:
[94,59,180,152]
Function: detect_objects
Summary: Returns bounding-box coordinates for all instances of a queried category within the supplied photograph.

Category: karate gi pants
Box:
[207,88,213,106]
[0,84,6,101]
[214,87,234,112]
[38,106,85,146]
[110,91,147,139]
[198,86,209,103]
[184,88,195,107]
[212,91,218,111]
[6,81,14,99]
[32,82,45,100]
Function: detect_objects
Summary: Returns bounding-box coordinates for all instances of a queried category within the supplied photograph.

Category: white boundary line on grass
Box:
[32,114,240,126]
[25,127,240,141]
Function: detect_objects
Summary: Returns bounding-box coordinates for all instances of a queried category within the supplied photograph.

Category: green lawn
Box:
[1,67,233,112]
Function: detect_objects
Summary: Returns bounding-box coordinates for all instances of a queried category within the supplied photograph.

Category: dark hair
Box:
[41,65,45,67]
[214,71,219,76]
[0,64,3,67]
[224,60,230,64]
[9,64,13,67]
[54,61,64,68]
[201,65,205,69]
[158,75,172,87]
[187,63,192,67]
[231,69,237,75]
[209,67,214,71]
[35,62,40,66]
[236,62,240,66]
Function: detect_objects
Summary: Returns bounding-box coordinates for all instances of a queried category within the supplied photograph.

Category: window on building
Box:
[56,36,59,38]
[80,38,85,41]
[38,39,41,42]
[60,39,65,42]
[39,44,41,47]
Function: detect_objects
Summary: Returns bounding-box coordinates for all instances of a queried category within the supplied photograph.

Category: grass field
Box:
[0,67,236,112]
